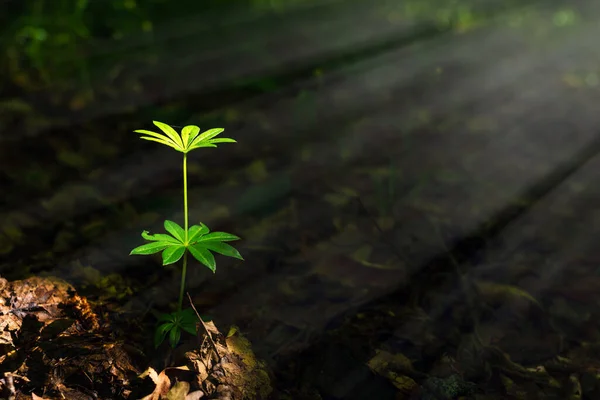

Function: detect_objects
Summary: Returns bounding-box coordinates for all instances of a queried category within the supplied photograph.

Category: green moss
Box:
[225,326,273,399]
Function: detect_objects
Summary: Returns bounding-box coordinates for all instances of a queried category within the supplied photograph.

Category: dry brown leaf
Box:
[185,390,205,400]
[141,366,200,400]
[140,367,171,400]
[167,381,190,400]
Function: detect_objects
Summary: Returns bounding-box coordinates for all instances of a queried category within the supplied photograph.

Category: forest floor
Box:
[3,0,600,398]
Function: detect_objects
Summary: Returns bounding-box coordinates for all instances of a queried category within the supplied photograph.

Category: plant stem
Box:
[178,153,189,312]
[183,153,189,239]
[179,253,188,312]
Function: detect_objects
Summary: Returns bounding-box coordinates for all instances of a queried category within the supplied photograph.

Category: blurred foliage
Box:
[0,0,549,95]
[0,0,167,90]
[0,0,321,92]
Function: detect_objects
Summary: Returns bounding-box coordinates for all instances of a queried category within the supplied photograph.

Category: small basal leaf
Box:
[130,241,174,255]
[189,245,216,272]
[196,231,240,242]
[180,307,199,322]
[169,325,182,348]
[162,245,186,265]
[201,241,244,260]
[182,125,200,148]
[141,230,182,244]
[188,223,209,243]
[181,322,198,336]
[164,220,186,242]
[153,310,176,323]
[155,322,173,348]
[158,322,174,332]
[153,121,184,150]
[179,310,199,336]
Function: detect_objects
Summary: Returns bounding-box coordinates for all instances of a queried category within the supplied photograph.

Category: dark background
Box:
[2,0,600,398]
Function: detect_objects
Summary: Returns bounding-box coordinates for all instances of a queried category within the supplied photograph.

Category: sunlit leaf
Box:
[196,231,240,242]
[201,241,244,260]
[190,128,224,147]
[141,230,181,244]
[180,127,189,147]
[130,241,174,255]
[188,142,217,151]
[189,245,216,272]
[153,121,184,149]
[182,125,200,147]
[134,129,177,147]
[208,138,236,144]
[162,245,186,265]
[164,220,186,242]
[139,135,180,151]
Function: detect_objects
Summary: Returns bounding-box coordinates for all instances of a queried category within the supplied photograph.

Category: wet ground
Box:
[3,0,600,398]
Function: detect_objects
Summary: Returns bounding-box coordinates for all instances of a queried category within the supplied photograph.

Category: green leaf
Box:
[180,308,197,318]
[134,129,178,147]
[188,223,209,243]
[162,245,186,265]
[196,231,240,242]
[182,125,200,147]
[190,128,224,147]
[130,241,174,255]
[189,245,216,272]
[180,321,198,336]
[155,322,173,348]
[179,309,199,336]
[208,138,237,144]
[164,220,186,242]
[188,142,217,152]
[141,230,181,244]
[139,136,181,151]
[153,309,198,348]
[153,311,175,323]
[169,325,182,348]
[180,126,189,147]
[153,121,184,150]
[202,241,244,260]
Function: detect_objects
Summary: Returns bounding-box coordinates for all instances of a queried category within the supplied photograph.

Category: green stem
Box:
[178,153,189,312]
[183,153,189,239]
[178,252,188,312]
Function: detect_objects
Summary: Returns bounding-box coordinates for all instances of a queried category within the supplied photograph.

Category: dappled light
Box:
[2,0,600,398]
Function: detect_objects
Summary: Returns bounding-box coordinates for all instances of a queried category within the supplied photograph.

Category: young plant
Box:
[129,121,243,348]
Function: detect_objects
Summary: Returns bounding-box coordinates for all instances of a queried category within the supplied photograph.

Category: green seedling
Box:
[130,121,243,348]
